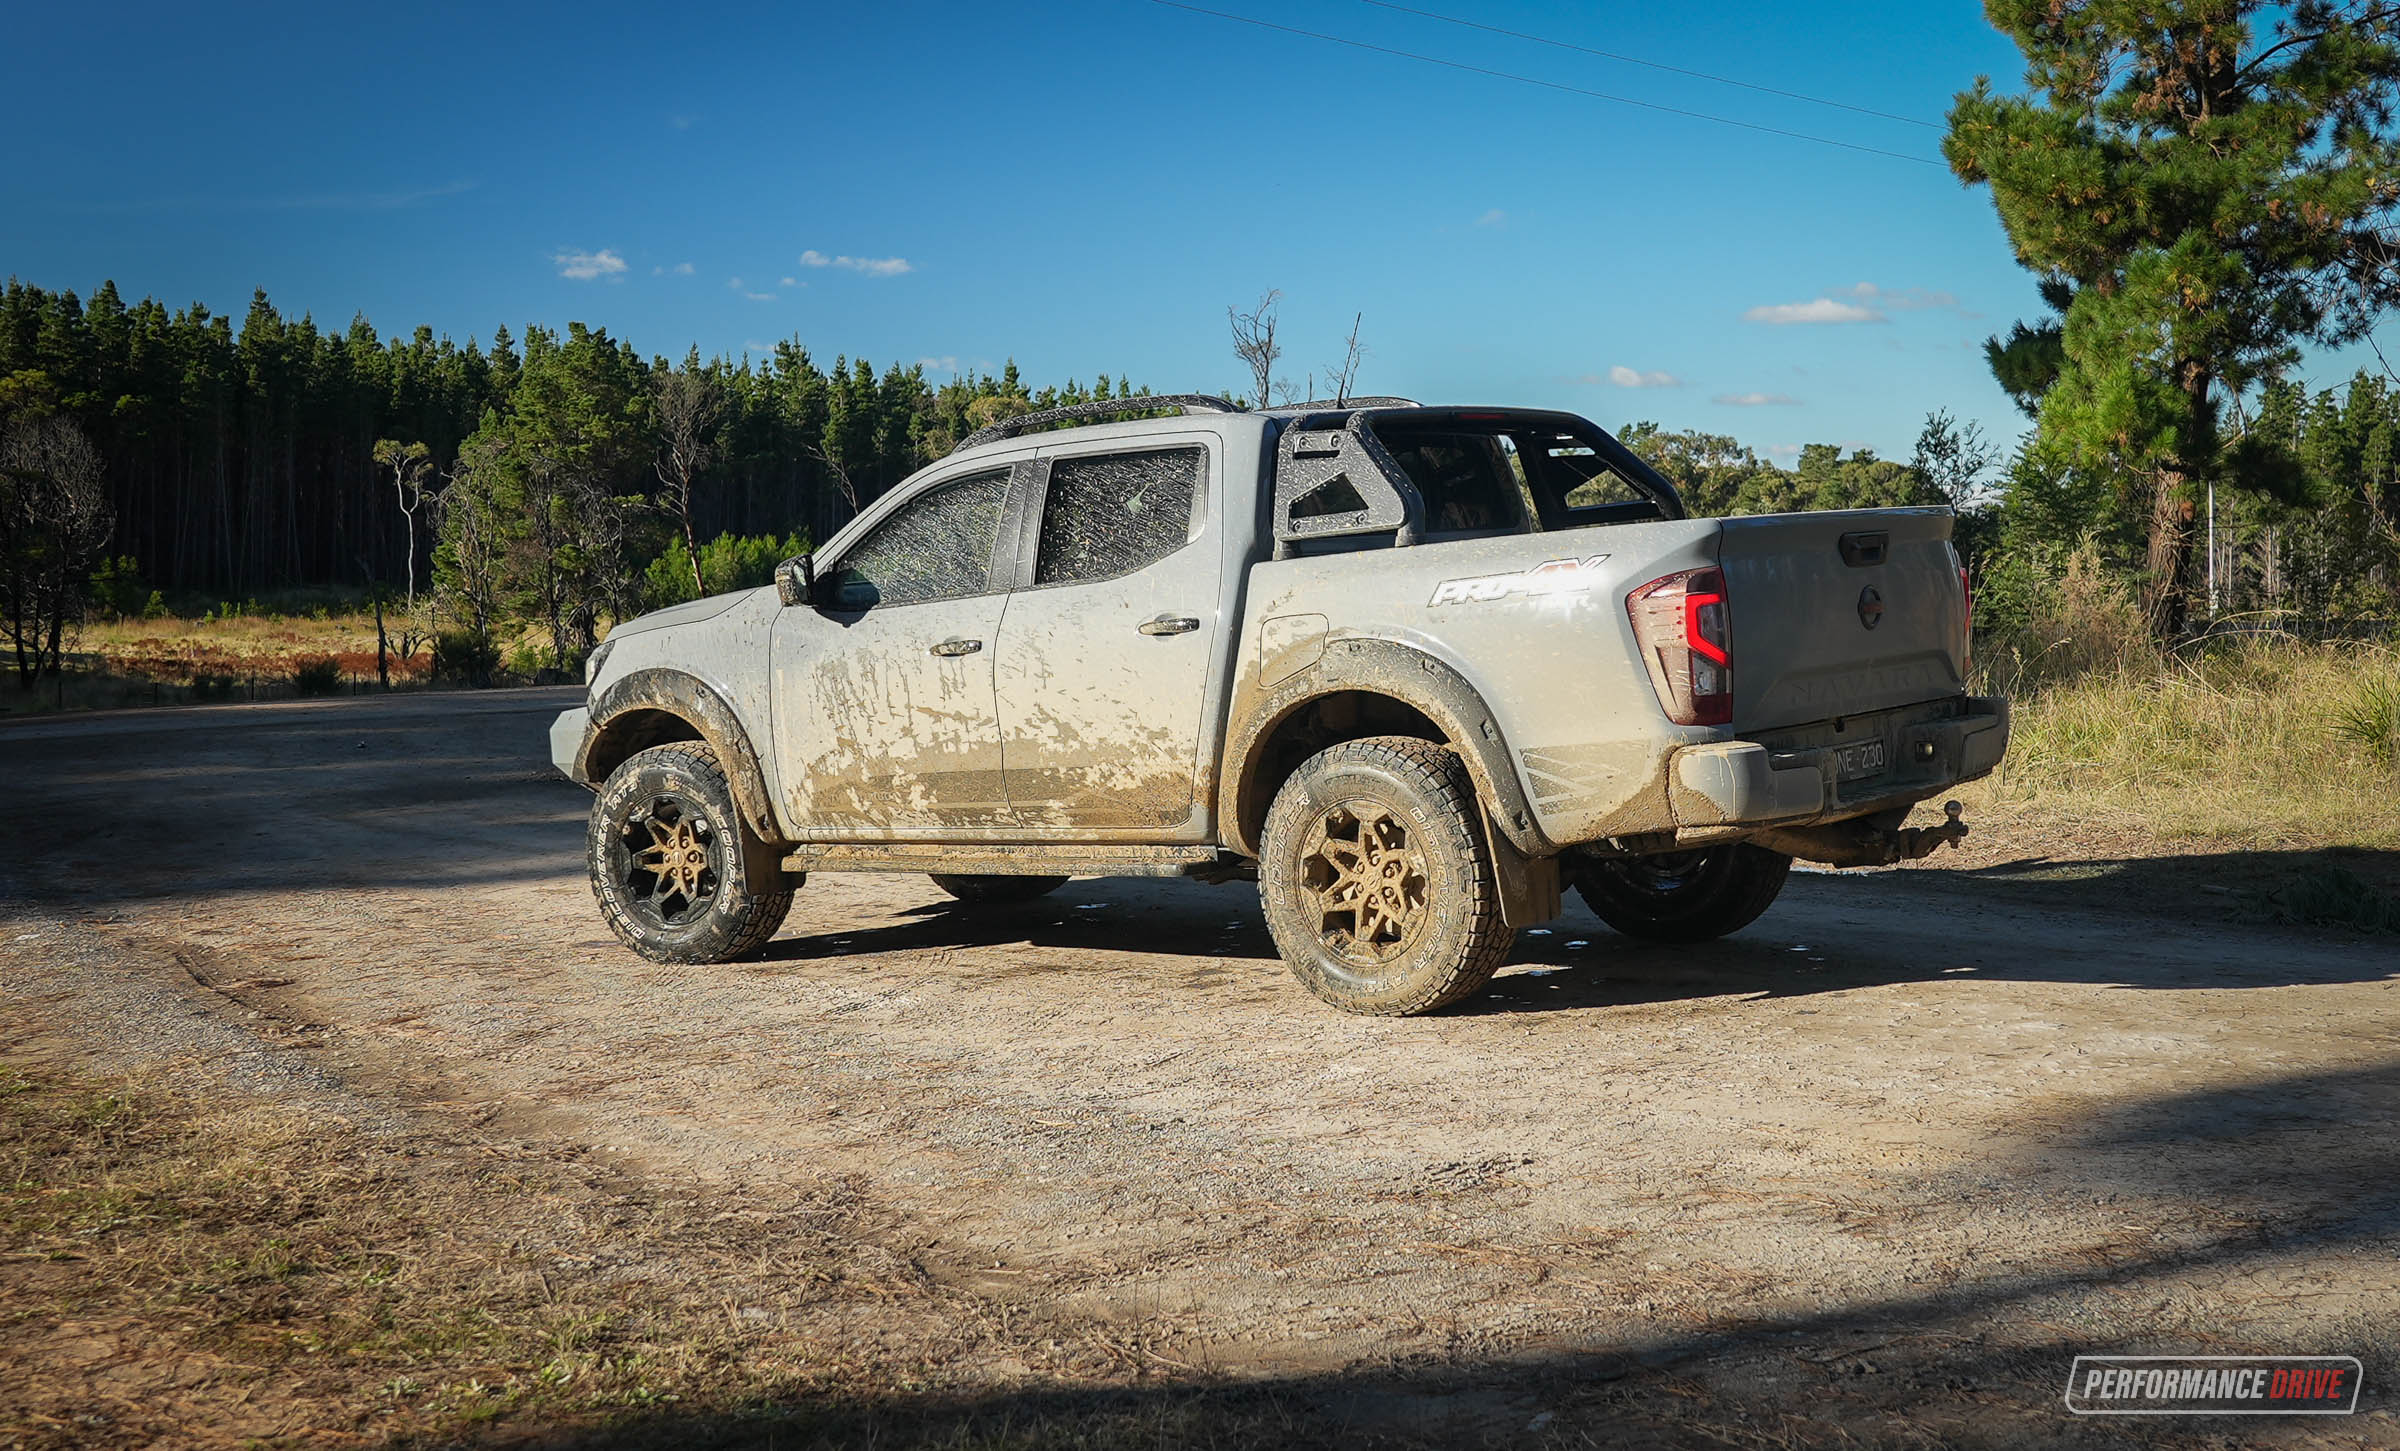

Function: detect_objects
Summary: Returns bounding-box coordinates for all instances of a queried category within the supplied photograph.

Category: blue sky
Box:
[5,1,2389,463]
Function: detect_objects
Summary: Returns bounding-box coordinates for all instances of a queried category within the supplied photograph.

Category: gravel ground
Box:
[4,688,2396,1447]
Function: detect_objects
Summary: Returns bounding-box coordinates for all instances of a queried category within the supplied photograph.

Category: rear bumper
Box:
[1667,695,2008,834]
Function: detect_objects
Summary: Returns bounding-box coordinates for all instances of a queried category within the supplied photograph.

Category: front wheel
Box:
[1258,736,1514,1016]
[589,742,793,964]
[1570,843,1791,943]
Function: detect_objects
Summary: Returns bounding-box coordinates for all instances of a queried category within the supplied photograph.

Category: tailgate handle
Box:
[1839,531,1888,567]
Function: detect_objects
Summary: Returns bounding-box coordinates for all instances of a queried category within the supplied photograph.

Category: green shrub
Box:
[503,639,555,681]
[643,531,810,611]
[140,590,170,620]
[292,657,343,697]
[89,555,148,617]
[431,630,500,687]
[2331,673,2400,767]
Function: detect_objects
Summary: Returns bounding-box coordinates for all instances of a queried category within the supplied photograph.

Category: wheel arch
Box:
[1218,638,1548,859]
[576,668,785,846]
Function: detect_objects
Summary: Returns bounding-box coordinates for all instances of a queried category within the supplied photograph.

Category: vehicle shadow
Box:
[753,844,2400,1011]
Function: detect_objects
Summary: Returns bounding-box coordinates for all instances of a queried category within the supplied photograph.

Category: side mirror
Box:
[774,553,815,608]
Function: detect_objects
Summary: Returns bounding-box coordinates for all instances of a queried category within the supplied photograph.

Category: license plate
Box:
[1830,738,1888,782]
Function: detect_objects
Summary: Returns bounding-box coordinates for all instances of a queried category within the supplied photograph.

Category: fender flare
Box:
[575,667,784,847]
[1218,636,1549,859]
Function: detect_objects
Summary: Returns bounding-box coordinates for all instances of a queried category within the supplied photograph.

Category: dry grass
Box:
[82,610,431,688]
[1968,640,2400,850]
[1965,551,2400,853]
[0,1062,913,1448]
[0,610,434,715]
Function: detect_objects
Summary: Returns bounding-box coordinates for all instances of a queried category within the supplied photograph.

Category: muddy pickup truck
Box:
[550,396,2007,1014]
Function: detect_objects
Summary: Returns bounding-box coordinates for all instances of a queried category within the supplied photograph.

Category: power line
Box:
[1356,0,1941,129]
[1146,1,1945,167]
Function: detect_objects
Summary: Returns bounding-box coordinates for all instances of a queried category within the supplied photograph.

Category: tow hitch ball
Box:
[1893,800,1968,862]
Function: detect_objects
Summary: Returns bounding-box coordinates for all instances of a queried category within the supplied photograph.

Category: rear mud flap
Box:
[1482,803,1561,928]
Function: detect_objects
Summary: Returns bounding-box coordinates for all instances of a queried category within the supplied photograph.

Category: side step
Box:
[781,842,1242,880]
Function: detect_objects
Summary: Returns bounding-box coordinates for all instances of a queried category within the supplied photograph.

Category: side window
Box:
[822,468,1010,610]
[1548,444,1645,509]
[1033,447,1203,586]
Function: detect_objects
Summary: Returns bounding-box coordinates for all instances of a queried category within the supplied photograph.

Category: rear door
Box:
[1714,507,1966,730]
[993,440,1220,834]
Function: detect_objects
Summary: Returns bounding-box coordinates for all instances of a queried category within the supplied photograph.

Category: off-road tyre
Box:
[1259,736,1514,1016]
[928,874,1070,904]
[589,741,794,964]
[1571,843,1792,943]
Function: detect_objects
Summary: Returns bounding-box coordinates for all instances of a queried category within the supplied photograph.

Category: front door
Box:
[994,443,1221,832]
[770,466,1015,834]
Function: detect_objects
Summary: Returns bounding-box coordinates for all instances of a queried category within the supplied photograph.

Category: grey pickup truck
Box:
[550,396,2007,1015]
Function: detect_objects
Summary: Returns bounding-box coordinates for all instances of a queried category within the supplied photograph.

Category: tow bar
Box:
[1749,800,1969,869]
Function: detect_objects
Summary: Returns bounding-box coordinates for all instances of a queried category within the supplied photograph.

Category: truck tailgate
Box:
[1716,507,1966,731]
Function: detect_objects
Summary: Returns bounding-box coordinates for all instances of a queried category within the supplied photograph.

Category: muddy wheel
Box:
[1259,736,1513,1016]
[589,742,793,964]
[1571,843,1791,943]
[928,874,1069,904]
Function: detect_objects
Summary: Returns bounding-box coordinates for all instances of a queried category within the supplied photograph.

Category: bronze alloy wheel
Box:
[1257,736,1511,1015]
[1299,800,1432,967]
[618,792,722,928]
[587,741,794,965]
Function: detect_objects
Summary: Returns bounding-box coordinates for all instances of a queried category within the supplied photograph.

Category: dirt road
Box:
[5,689,2396,1445]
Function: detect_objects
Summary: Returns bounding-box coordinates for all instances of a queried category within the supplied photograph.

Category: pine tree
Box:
[1947,1,2400,633]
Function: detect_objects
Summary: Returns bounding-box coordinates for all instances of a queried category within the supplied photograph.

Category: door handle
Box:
[929,638,983,657]
[1139,615,1201,636]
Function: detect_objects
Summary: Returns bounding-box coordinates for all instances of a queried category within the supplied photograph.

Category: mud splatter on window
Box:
[1034,447,1202,586]
[823,468,1009,610]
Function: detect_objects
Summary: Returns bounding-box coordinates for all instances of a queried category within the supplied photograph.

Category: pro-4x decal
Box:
[1428,554,1612,607]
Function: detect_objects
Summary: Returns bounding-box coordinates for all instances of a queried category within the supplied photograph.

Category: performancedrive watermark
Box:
[2064,1356,2362,1415]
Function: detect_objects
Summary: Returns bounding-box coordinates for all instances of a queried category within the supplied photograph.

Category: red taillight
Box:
[1628,567,1732,726]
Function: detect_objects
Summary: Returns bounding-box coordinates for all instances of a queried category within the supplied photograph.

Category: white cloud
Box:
[1715,391,1802,406]
[779,275,797,287]
[1766,443,1803,459]
[1744,297,1881,325]
[1836,281,1959,311]
[1746,282,1969,325]
[916,355,961,374]
[672,261,693,275]
[553,248,626,281]
[799,249,913,277]
[1604,365,1680,389]
[1475,208,1507,227]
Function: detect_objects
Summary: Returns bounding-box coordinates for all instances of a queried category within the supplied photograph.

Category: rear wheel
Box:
[589,742,793,964]
[928,874,1069,904]
[1571,843,1791,943]
[1259,736,1513,1016]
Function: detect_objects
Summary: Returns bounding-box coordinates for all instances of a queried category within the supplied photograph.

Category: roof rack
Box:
[951,394,1241,454]
[1261,396,1420,413]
